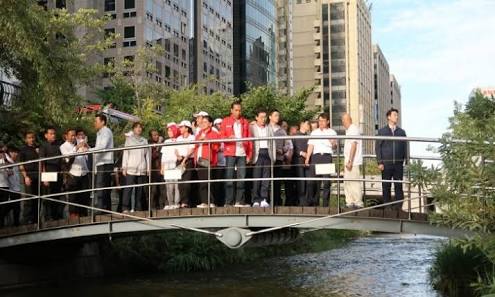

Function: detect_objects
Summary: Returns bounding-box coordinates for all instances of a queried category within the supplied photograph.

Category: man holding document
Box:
[305,113,337,207]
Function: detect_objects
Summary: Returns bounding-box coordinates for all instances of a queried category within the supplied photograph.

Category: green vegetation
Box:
[412,92,495,297]
[101,229,360,274]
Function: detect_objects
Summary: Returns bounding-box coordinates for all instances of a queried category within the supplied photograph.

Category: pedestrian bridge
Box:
[0,135,473,249]
[0,205,469,250]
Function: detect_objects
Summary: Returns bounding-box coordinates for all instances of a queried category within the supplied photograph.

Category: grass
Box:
[101,229,361,274]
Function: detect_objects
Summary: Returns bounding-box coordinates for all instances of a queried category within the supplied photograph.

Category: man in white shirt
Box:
[91,114,114,212]
[250,109,274,207]
[342,114,363,208]
[305,113,337,207]
[60,128,90,219]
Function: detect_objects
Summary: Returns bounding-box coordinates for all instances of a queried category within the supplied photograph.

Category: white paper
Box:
[41,172,58,182]
[315,163,336,175]
[164,169,183,181]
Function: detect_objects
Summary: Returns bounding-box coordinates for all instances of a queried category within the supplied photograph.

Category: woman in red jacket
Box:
[194,116,220,208]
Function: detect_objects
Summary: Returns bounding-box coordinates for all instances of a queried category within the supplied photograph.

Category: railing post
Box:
[91,152,95,223]
[207,142,212,215]
[407,141,412,219]
[336,138,340,213]
[37,160,41,230]
[270,140,274,214]
[362,155,366,206]
[148,146,152,218]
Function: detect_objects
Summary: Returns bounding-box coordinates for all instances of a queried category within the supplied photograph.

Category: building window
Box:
[124,0,135,9]
[124,26,135,39]
[104,0,115,11]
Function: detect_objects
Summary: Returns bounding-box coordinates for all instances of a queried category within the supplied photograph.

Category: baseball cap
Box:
[178,120,192,128]
[193,111,209,117]
[213,118,223,125]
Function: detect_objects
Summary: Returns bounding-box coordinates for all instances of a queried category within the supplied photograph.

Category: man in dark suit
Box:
[375,108,407,210]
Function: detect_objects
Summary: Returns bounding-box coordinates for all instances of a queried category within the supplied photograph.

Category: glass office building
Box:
[233,0,276,95]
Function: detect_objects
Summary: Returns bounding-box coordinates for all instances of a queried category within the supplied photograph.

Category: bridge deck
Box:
[0,207,428,238]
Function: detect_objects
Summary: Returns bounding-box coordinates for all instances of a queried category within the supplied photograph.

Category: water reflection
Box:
[6,234,444,297]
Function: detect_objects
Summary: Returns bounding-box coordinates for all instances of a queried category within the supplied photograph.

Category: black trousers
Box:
[213,167,225,206]
[307,154,332,207]
[284,166,298,206]
[9,192,21,226]
[42,177,63,220]
[273,160,283,206]
[95,164,113,212]
[196,166,216,205]
[0,188,8,227]
[179,159,195,206]
[252,149,271,203]
[122,175,147,211]
[23,178,39,224]
[65,174,90,216]
[382,163,404,209]
[150,172,163,210]
[293,157,310,206]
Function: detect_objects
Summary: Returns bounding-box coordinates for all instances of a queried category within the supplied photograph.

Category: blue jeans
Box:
[225,156,246,205]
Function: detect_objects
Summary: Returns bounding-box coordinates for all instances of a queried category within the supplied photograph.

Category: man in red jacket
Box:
[195,116,220,208]
[220,101,253,207]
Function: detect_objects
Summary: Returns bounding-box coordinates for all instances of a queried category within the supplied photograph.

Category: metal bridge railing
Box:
[0,135,449,236]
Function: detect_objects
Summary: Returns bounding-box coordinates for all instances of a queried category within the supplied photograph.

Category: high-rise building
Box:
[42,0,191,101]
[290,0,374,147]
[373,44,390,132]
[390,74,402,126]
[232,0,276,96]
[276,0,294,95]
[192,0,234,95]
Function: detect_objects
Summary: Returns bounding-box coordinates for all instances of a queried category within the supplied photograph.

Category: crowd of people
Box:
[0,101,407,227]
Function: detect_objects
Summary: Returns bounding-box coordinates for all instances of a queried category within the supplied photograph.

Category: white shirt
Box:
[233,120,246,157]
[176,134,195,158]
[60,141,89,176]
[161,139,178,170]
[0,157,10,188]
[91,126,114,168]
[255,124,268,148]
[344,124,363,165]
[308,128,337,155]
[5,155,20,192]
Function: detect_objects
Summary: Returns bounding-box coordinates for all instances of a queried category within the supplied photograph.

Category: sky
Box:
[371,0,495,152]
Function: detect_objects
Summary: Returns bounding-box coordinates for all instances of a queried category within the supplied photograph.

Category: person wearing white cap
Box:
[176,120,195,208]
[193,111,208,136]
[161,123,181,209]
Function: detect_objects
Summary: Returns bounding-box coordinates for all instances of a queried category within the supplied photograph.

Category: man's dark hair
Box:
[318,113,330,121]
[75,128,85,135]
[95,113,107,125]
[204,115,213,124]
[132,122,143,129]
[64,128,76,135]
[386,108,399,117]
[148,129,159,138]
[231,101,242,109]
[24,131,36,138]
[44,126,56,134]
[269,109,280,116]
[7,146,19,153]
[256,108,267,116]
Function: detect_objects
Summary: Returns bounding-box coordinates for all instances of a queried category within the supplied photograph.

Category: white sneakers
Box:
[197,203,216,208]
[234,203,251,208]
[253,200,270,208]
[260,199,270,208]
[164,205,180,210]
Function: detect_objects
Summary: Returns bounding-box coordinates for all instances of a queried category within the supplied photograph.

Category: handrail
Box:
[0,134,449,170]
[0,133,482,241]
